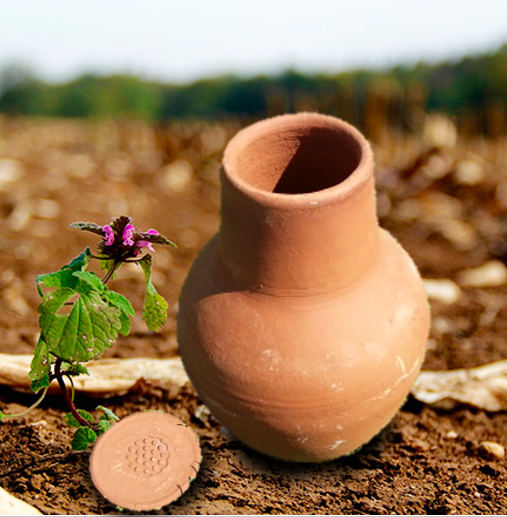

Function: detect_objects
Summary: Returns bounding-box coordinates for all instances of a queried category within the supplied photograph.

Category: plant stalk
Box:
[102,260,119,285]
[54,358,94,430]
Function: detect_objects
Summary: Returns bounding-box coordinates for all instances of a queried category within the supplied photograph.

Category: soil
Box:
[1,116,507,514]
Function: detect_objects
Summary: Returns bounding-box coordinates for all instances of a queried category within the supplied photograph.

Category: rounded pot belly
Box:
[178,231,429,462]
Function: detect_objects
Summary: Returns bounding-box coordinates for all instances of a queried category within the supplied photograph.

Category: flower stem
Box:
[0,384,51,419]
[54,359,94,430]
[102,260,119,285]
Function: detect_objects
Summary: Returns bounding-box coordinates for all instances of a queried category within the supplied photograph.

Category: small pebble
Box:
[457,261,507,288]
[194,404,211,424]
[423,278,462,304]
[410,439,430,452]
[479,441,505,461]
[446,430,458,439]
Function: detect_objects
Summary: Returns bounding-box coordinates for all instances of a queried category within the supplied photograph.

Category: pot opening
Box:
[235,124,363,195]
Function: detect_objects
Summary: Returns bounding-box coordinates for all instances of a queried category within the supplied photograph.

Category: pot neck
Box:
[218,114,380,295]
[218,174,379,295]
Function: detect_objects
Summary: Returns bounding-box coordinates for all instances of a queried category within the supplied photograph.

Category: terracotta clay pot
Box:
[178,113,430,462]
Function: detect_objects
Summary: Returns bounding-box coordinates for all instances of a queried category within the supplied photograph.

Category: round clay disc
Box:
[89,412,201,511]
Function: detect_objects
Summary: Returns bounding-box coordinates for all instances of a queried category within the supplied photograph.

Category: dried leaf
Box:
[0,354,188,394]
[411,360,507,411]
[0,486,42,515]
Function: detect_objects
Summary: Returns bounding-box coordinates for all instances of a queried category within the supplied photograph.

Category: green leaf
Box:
[97,405,120,422]
[138,254,168,332]
[38,286,76,318]
[28,337,52,385]
[63,363,89,377]
[73,270,104,292]
[36,248,91,296]
[95,406,119,435]
[135,231,177,248]
[71,426,97,450]
[99,259,112,271]
[30,375,50,394]
[102,290,134,317]
[70,270,133,337]
[38,286,122,362]
[102,290,134,336]
[96,419,114,435]
[64,409,94,428]
[70,221,105,237]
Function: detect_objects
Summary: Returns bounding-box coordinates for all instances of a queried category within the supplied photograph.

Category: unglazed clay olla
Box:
[178,113,430,462]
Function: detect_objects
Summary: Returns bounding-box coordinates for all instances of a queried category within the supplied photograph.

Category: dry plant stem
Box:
[54,358,94,430]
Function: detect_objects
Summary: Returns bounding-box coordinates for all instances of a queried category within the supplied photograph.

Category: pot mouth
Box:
[222,113,373,206]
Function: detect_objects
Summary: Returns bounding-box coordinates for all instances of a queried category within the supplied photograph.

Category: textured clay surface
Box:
[89,412,201,511]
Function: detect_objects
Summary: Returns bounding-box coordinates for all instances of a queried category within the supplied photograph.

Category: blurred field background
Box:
[2,42,507,136]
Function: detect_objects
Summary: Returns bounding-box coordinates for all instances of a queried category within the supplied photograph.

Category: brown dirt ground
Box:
[1,116,507,514]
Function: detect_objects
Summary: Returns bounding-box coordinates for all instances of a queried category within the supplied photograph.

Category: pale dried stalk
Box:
[411,360,507,411]
[2,353,507,412]
[0,353,189,394]
[0,486,42,515]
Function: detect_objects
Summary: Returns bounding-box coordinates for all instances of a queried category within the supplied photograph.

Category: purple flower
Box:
[122,224,135,247]
[71,215,176,262]
[135,229,159,253]
[103,225,115,246]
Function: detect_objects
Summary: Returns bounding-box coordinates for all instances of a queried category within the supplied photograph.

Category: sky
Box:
[1,0,507,84]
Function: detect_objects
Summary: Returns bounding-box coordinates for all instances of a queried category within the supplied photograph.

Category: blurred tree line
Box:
[2,43,507,135]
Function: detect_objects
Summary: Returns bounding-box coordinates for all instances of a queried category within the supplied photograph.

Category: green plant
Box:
[0,215,176,450]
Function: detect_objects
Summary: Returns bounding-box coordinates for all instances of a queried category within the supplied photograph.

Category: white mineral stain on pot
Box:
[396,355,406,374]
[372,357,421,402]
[367,341,387,361]
[261,349,282,371]
[328,439,346,450]
[330,382,344,392]
[205,396,238,419]
[390,303,414,325]
[371,384,395,402]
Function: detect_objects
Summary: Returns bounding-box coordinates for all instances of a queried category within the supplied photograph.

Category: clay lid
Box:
[89,412,201,511]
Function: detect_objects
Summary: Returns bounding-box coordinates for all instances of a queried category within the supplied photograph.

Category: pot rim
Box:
[222,112,373,209]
